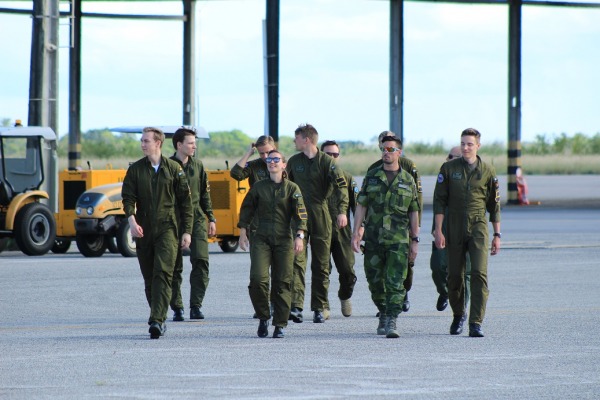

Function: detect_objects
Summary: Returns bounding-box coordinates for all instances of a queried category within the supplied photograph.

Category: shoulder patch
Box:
[437,173,444,183]
[294,193,302,198]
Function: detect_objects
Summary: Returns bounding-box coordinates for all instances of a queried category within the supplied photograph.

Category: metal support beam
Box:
[182,0,196,126]
[389,0,404,141]
[69,0,82,170]
[265,0,280,142]
[507,0,522,204]
[28,0,58,131]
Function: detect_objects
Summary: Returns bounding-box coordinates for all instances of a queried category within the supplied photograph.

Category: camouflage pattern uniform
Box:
[238,178,308,328]
[368,157,422,295]
[122,155,193,325]
[325,170,358,305]
[433,155,500,325]
[170,155,216,312]
[286,151,349,313]
[357,165,419,317]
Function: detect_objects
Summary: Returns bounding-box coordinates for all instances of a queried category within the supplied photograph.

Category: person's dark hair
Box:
[381,135,402,149]
[320,140,339,152]
[172,127,196,149]
[461,128,481,142]
[295,123,319,145]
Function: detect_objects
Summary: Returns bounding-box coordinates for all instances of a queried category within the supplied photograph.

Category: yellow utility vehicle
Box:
[0,126,57,255]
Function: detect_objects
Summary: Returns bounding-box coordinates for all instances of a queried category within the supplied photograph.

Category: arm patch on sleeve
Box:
[336,176,347,188]
[297,207,308,220]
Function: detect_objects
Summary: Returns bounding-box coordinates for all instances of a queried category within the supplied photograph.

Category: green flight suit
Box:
[430,215,471,308]
[170,155,216,311]
[230,158,269,187]
[122,155,193,325]
[238,178,308,328]
[325,170,358,304]
[286,151,349,312]
[433,155,500,325]
[368,157,422,293]
[358,165,419,317]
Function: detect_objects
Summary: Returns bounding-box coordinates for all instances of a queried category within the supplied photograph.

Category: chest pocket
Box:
[389,182,413,213]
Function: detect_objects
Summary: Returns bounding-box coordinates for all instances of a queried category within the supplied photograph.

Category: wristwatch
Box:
[296,233,305,239]
[411,236,420,243]
[493,232,502,238]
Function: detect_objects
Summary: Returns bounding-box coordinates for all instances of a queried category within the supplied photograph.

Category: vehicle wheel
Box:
[106,236,119,254]
[116,220,136,257]
[75,234,107,257]
[14,203,56,256]
[218,237,239,253]
[51,239,72,254]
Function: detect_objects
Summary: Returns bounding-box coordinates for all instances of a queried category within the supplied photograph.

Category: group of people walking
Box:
[121,125,501,340]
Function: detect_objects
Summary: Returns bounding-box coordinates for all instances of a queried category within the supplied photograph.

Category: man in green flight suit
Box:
[320,140,358,318]
[433,128,501,338]
[352,136,420,338]
[169,127,217,321]
[430,146,471,312]
[286,123,349,324]
[122,127,193,339]
[367,130,422,313]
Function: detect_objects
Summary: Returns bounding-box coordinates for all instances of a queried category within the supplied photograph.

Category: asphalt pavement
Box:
[0,175,599,399]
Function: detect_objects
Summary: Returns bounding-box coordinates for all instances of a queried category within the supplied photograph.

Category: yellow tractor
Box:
[0,126,57,255]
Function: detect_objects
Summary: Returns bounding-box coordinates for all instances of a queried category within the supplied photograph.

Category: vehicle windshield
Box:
[0,136,44,194]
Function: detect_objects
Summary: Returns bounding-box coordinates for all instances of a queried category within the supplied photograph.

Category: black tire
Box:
[14,203,56,256]
[75,234,107,257]
[51,239,72,254]
[116,220,136,257]
[218,237,239,253]
[106,236,119,254]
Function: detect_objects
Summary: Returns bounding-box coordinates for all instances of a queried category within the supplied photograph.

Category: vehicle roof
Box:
[0,126,57,141]
[109,125,209,139]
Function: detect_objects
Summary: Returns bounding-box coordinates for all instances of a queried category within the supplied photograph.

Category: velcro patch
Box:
[297,207,308,220]
[437,173,444,184]
[336,177,347,187]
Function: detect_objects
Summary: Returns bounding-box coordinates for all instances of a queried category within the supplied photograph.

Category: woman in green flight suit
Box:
[238,150,307,339]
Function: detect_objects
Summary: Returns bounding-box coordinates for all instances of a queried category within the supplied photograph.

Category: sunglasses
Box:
[382,147,400,153]
[265,157,281,164]
[325,152,340,158]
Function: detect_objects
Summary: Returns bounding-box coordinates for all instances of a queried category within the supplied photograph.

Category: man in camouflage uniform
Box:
[320,140,357,318]
[122,127,193,339]
[352,136,420,338]
[286,124,349,324]
[368,130,422,313]
[169,128,217,321]
[433,128,501,338]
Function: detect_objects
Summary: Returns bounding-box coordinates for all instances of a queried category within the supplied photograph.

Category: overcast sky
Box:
[1,0,599,146]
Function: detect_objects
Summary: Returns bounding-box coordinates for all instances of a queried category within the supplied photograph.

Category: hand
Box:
[181,233,191,249]
[351,231,363,253]
[248,143,256,155]
[294,237,304,255]
[129,219,143,238]
[409,241,418,262]
[208,221,216,237]
[433,231,445,249]
[491,236,501,256]
[239,233,249,251]
[336,214,348,229]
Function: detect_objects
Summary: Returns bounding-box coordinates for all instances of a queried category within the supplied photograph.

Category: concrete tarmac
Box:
[1,176,599,399]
